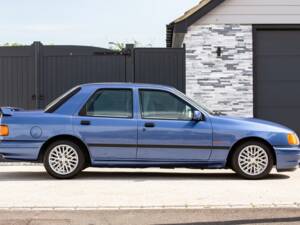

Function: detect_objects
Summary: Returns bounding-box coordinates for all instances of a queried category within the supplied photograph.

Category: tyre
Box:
[43,140,85,179]
[231,141,274,179]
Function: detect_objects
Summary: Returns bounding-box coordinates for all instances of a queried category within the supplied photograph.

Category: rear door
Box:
[137,89,212,161]
[73,88,137,161]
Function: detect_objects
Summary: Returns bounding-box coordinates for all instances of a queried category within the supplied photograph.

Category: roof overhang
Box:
[167,0,226,47]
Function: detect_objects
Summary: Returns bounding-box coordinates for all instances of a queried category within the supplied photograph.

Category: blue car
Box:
[0,83,299,179]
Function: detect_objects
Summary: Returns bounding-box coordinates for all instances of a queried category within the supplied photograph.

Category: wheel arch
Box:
[38,134,91,165]
[226,137,277,168]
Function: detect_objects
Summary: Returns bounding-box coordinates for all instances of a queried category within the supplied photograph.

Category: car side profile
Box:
[0,83,299,179]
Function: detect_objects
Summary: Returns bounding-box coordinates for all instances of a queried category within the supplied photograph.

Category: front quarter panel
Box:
[210,116,293,148]
[210,116,300,171]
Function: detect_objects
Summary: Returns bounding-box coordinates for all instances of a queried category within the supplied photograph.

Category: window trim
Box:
[79,88,134,119]
[138,89,196,121]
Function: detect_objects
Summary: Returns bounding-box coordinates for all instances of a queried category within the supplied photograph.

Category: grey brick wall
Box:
[184,24,253,117]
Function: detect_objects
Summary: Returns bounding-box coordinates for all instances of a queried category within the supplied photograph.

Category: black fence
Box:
[0,42,185,109]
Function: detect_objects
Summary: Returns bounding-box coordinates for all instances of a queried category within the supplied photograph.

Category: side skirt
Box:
[90,160,226,169]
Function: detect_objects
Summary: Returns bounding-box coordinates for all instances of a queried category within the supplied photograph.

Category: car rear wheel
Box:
[231,141,274,179]
[44,140,85,179]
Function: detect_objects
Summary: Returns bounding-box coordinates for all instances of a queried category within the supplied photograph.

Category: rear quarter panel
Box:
[0,112,74,160]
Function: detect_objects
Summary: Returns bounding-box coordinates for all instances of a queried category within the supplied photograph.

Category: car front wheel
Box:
[44,140,85,179]
[231,141,274,179]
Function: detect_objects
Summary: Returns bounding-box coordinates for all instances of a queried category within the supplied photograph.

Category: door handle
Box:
[144,122,155,128]
[80,120,91,126]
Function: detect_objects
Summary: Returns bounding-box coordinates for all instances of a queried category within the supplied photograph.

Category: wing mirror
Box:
[192,110,203,121]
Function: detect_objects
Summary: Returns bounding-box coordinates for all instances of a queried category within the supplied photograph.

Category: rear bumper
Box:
[274,147,300,171]
[0,140,42,161]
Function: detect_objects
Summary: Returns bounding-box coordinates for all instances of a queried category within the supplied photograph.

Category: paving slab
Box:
[0,166,299,208]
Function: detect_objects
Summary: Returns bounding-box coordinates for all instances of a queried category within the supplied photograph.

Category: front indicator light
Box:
[0,125,9,136]
[288,133,299,145]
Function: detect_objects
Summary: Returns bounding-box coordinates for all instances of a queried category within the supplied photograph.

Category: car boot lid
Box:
[0,107,24,116]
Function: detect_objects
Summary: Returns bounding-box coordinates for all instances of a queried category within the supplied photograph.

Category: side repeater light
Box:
[0,125,9,136]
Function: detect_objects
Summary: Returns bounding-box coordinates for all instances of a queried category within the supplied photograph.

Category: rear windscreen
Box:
[44,87,81,113]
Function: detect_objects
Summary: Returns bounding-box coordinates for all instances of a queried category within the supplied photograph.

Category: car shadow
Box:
[157,216,300,225]
[0,169,290,181]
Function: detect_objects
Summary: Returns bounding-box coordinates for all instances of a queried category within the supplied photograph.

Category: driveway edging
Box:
[0,203,299,211]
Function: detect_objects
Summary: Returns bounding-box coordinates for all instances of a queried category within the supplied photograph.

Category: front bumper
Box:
[274,146,300,171]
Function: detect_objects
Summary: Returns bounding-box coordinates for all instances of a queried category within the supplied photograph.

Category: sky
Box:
[0,0,198,48]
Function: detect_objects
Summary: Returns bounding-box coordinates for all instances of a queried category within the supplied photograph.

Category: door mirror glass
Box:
[193,110,203,121]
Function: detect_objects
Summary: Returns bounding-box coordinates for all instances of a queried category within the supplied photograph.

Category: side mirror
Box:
[192,110,203,121]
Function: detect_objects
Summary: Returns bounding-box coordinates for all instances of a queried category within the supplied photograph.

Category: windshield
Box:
[44,86,81,112]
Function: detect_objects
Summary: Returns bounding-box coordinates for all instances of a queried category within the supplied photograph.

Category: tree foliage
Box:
[2,42,24,47]
[108,41,152,51]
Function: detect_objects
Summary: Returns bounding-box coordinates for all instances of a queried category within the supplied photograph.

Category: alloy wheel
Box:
[238,145,269,176]
[48,144,79,175]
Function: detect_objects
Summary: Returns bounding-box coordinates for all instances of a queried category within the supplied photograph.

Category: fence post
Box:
[182,44,186,93]
[124,44,135,83]
[32,41,42,109]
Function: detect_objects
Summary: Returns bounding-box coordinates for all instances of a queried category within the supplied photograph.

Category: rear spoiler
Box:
[0,107,23,116]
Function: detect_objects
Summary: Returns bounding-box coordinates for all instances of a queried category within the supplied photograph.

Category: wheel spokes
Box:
[238,145,269,176]
[48,144,79,175]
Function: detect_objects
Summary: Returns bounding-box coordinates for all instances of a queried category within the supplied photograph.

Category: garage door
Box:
[254,28,300,135]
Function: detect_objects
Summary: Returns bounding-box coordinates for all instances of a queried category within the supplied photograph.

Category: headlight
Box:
[287,133,299,145]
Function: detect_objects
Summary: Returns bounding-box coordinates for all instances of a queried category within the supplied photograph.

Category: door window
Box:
[81,89,133,118]
[139,90,193,120]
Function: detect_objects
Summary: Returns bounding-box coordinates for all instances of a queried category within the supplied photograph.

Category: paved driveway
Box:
[0,165,299,209]
[1,208,300,225]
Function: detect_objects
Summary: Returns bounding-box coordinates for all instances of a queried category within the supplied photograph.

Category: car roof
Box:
[79,82,175,90]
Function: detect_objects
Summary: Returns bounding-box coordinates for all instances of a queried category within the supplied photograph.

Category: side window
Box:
[139,90,193,120]
[81,89,133,118]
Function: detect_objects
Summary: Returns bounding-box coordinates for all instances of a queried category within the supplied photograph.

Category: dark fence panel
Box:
[38,44,127,108]
[0,42,185,109]
[134,48,185,93]
[0,46,36,109]
[40,55,126,108]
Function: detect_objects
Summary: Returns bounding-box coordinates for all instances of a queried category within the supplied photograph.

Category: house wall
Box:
[184,24,253,116]
[197,0,300,25]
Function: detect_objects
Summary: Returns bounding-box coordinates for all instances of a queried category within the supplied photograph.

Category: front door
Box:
[73,89,137,161]
[137,89,212,161]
